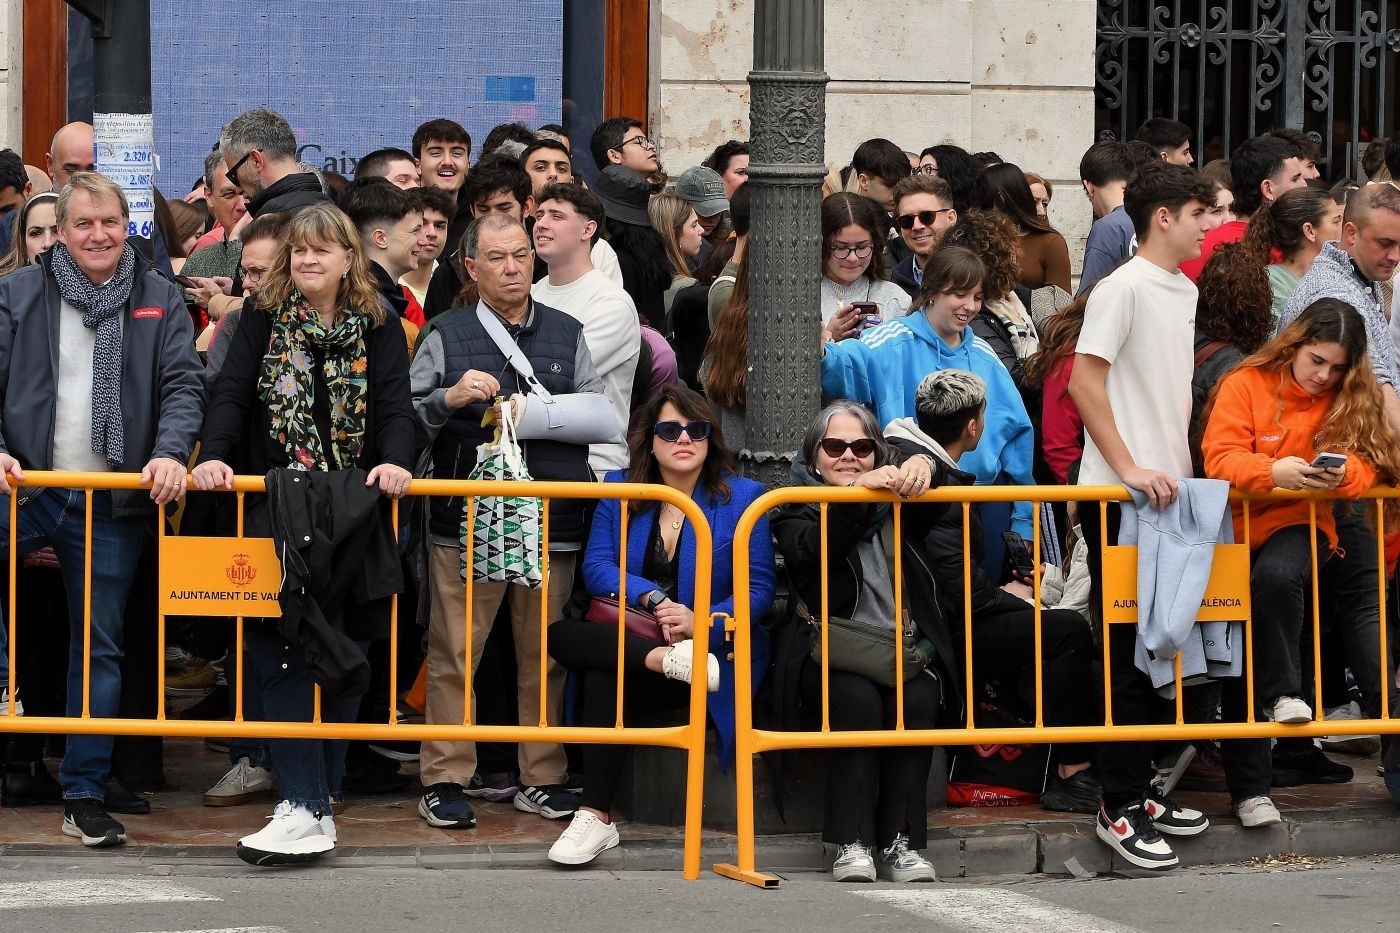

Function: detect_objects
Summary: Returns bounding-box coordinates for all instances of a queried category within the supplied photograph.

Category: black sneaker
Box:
[103,776,152,815]
[1272,744,1354,786]
[1142,790,1209,836]
[418,782,476,829]
[1040,769,1103,814]
[62,799,127,848]
[513,784,580,820]
[1095,801,1178,870]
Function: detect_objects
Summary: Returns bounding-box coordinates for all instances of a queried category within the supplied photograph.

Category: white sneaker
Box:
[1270,696,1313,724]
[878,833,936,882]
[547,809,620,865]
[0,687,20,717]
[1235,795,1282,828]
[203,758,276,807]
[236,800,335,866]
[660,639,720,692]
[832,840,876,882]
[1320,702,1381,756]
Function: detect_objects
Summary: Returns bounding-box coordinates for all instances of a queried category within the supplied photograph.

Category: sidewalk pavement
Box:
[2,739,1395,876]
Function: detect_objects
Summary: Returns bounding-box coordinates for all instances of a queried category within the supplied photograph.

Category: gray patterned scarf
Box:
[50,241,137,466]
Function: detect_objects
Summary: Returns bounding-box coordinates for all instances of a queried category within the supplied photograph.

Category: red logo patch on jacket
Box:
[133,307,163,319]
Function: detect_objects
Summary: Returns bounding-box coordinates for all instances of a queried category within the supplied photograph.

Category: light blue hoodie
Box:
[820,310,1035,539]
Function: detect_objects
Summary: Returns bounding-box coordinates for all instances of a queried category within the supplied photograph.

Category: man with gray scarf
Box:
[0,172,204,848]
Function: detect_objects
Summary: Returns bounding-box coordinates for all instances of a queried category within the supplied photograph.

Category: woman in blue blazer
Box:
[547,385,775,866]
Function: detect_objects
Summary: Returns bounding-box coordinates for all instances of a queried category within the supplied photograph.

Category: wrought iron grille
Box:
[1096,0,1400,178]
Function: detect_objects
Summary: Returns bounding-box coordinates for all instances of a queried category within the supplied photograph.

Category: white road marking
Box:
[855,888,1145,933]
[0,879,220,911]
[132,928,288,933]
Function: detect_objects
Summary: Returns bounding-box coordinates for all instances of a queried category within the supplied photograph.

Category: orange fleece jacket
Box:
[1201,364,1375,551]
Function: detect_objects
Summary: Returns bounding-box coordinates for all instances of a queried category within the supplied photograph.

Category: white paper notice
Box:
[93,112,157,239]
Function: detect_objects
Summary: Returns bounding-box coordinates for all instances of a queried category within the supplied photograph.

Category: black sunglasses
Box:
[896,208,953,230]
[654,420,712,443]
[819,437,877,459]
[225,149,254,189]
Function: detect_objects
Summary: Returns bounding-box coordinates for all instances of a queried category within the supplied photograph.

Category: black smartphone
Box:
[850,301,881,328]
[174,274,197,290]
[1002,532,1035,577]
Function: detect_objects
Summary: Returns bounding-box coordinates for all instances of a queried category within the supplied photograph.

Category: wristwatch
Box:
[640,589,667,612]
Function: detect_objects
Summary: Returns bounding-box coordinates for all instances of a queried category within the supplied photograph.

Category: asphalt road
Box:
[0,854,1397,933]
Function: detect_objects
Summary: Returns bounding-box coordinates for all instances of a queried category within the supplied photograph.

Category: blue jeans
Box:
[222,634,270,769]
[0,488,145,800]
[244,621,363,813]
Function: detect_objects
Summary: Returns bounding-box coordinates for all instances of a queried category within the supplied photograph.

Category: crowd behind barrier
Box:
[2,114,1400,886]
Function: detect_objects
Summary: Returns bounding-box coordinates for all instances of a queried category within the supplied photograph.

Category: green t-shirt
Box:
[1267,263,1299,336]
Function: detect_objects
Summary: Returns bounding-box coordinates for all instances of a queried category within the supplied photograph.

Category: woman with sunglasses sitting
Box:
[771,400,949,884]
[546,385,776,866]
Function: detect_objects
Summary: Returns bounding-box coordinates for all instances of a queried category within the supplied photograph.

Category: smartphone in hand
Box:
[1002,531,1036,577]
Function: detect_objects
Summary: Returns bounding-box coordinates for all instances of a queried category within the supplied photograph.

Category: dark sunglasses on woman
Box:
[654,420,713,443]
[819,437,877,458]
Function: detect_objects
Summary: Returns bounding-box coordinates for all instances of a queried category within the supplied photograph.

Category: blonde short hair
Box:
[56,172,130,226]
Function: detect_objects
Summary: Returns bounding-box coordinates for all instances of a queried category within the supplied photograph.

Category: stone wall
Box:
[0,0,21,153]
[651,0,1097,270]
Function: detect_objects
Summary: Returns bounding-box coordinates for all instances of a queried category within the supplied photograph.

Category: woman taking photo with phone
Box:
[1202,297,1400,799]
[820,192,910,338]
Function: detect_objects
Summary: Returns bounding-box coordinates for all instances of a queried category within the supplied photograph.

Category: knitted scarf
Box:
[258,293,370,471]
[50,242,137,467]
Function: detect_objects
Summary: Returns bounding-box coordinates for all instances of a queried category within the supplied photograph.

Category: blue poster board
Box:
[149,0,562,190]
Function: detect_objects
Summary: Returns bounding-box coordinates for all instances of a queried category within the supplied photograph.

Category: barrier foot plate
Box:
[712,863,781,888]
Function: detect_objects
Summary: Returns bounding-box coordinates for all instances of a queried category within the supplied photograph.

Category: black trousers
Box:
[799,662,940,849]
[548,619,689,814]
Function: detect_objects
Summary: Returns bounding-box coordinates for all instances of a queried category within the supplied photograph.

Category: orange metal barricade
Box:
[0,471,716,880]
[713,483,1400,889]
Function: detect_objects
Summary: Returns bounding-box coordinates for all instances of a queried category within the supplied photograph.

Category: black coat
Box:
[247,172,329,218]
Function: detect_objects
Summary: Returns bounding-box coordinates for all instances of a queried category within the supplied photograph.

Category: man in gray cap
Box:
[673,166,730,270]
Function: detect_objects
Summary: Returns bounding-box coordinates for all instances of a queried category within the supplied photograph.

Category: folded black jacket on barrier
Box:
[260,468,403,698]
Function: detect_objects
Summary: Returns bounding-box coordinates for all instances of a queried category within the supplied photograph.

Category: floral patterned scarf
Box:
[258,292,370,470]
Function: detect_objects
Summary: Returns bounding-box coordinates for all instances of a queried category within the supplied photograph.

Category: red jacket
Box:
[1041,356,1083,484]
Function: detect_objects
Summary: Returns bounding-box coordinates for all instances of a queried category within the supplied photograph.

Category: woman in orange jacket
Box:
[1202,298,1400,753]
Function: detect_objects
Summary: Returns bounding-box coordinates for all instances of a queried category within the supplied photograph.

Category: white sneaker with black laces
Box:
[1096,801,1179,870]
[1270,695,1313,724]
[1143,790,1209,836]
[878,833,936,882]
[832,840,876,882]
[236,800,335,866]
[548,810,620,865]
[1235,795,1282,828]
[660,639,720,692]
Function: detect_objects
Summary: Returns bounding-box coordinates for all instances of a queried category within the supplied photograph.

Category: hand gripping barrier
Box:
[713,484,1400,888]
[1,471,715,879]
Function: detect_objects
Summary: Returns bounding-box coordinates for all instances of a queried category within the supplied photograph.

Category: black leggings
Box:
[548,619,690,814]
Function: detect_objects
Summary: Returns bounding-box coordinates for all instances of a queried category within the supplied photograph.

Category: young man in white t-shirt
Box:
[530,182,640,476]
[1069,162,1217,871]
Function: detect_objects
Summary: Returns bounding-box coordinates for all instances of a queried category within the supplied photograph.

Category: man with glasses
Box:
[220,108,328,218]
[589,117,662,185]
[889,175,957,297]
[409,214,613,832]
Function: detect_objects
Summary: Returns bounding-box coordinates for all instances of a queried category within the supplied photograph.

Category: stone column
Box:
[741,0,828,489]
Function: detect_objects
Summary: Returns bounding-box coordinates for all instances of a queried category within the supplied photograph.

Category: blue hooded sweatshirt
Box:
[820,310,1035,539]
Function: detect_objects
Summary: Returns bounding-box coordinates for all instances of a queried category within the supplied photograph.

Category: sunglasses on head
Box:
[896,208,953,230]
[654,420,712,443]
[819,437,877,459]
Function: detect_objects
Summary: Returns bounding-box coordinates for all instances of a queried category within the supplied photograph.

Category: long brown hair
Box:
[257,202,386,325]
[1205,297,1400,519]
[1023,286,1092,386]
[822,192,889,282]
[626,384,739,513]
[1241,186,1342,261]
[702,248,749,408]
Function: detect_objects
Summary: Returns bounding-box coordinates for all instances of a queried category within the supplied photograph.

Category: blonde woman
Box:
[648,191,704,320]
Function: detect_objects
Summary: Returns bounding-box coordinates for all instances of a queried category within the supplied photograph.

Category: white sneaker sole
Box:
[879,863,937,882]
[547,830,620,865]
[236,836,334,866]
[61,817,126,848]
[1095,822,1179,870]
[514,794,576,820]
[832,865,877,882]
[1237,807,1283,828]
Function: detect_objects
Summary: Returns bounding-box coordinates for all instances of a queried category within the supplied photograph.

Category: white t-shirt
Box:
[591,239,624,290]
[53,299,116,473]
[532,269,641,475]
[1075,256,1196,486]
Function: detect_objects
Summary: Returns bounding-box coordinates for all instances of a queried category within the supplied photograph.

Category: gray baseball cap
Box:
[673,166,729,217]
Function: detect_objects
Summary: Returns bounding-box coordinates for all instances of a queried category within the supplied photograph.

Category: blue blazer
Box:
[582,471,775,768]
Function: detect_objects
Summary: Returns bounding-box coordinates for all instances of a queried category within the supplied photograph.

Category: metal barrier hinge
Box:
[713,612,735,642]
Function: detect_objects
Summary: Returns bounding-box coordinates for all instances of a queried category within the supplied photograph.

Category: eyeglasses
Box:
[914,165,939,176]
[829,243,874,259]
[818,437,877,459]
[614,136,656,152]
[896,209,953,230]
[225,149,254,189]
[654,420,712,443]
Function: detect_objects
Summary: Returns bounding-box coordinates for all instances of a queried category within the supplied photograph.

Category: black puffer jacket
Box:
[1190,330,1245,476]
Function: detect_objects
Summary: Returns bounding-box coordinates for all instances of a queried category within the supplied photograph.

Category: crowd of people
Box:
[1,110,1399,880]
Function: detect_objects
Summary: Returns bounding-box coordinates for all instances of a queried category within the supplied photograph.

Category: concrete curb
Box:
[3,805,1397,875]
